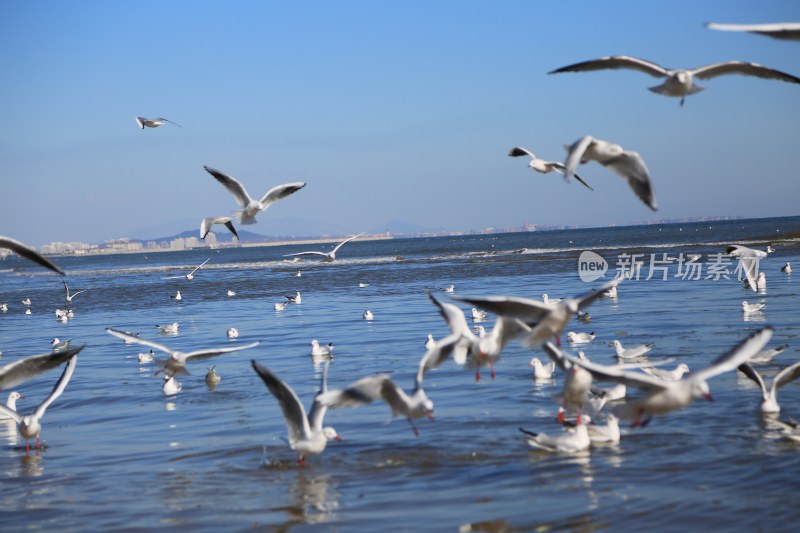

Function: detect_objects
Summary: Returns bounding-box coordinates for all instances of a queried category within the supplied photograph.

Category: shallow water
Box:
[1,216,799,532]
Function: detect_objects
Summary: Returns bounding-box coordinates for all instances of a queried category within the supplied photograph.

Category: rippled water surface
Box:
[1,217,799,532]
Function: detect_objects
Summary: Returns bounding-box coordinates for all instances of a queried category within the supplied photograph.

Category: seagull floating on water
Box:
[227,327,239,339]
[508,146,594,190]
[155,323,180,335]
[138,350,155,364]
[51,338,71,351]
[529,357,556,381]
[252,359,340,466]
[227,290,236,297]
[738,361,800,414]
[136,116,182,129]
[21,298,31,307]
[742,300,766,314]
[0,353,78,451]
[610,339,654,360]
[362,309,374,321]
[285,292,302,304]
[566,331,595,344]
[471,308,488,322]
[162,375,182,395]
[274,302,286,311]
[519,422,590,453]
[782,262,792,274]
[205,366,221,386]
[310,340,334,358]
[642,363,691,381]
[750,344,789,365]
[0,236,65,275]
[171,291,182,301]
[284,233,365,263]
[549,56,800,106]
[564,135,657,211]
[204,166,306,226]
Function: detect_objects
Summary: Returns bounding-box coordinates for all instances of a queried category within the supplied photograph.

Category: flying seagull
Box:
[0,236,65,275]
[204,166,306,225]
[706,22,800,41]
[135,116,183,129]
[284,233,366,263]
[0,345,84,391]
[549,56,800,106]
[508,146,593,190]
[200,216,239,240]
[564,135,657,211]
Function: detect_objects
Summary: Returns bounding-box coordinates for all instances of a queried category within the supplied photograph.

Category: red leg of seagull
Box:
[631,409,644,428]
[408,418,420,437]
[489,360,495,380]
[557,406,566,423]
[556,336,561,348]
[25,440,30,453]
[298,456,306,467]
[475,368,481,382]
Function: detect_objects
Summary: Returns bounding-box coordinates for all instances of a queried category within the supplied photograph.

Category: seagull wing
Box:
[602,151,657,210]
[508,146,536,159]
[204,166,254,208]
[34,354,78,419]
[0,345,84,390]
[416,333,462,385]
[574,279,620,311]
[200,217,215,239]
[189,257,211,276]
[330,232,365,254]
[251,360,311,443]
[259,182,307,207]
[705,22,800,41]
[105,328,173,355]
[0,236,65,275]
[449,294,552,324]
[694,327,773,382]
[223,220,239,239]
[156,117,183,128]
[308,360,331,431]
[549,56,669,77]
[692,61,800,84]
[183,341,260,362]
[773,361,800,396]
[284,251,330,258]
[564,135,596,181]
[737,363,768,396]
[317,374,390,408]
[0,403,21,422]
[548,162,594,190]
[135,117,146,129]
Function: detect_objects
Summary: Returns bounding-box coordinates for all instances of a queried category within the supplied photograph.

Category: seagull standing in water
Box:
[252,359,341,466]
[0,353,79,451]
[549,56,800,106]
[204,166,306,225]
[105,328,259,377]
[563,135,657,211]
[0,236,65,275]
[135,116,182,129]
[508,146,593,190]
[318,333,462,436]
[284,233,365,263]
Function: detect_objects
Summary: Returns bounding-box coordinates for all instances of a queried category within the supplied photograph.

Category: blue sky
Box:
[1,1,798,246]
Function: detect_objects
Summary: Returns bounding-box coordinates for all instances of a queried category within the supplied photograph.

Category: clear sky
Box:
[1,1,798,246]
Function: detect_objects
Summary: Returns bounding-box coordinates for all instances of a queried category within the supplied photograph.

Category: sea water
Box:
[0,216,799,531]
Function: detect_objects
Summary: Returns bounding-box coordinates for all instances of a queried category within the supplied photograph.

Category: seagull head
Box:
[692,380,713,402]
[323,427,341,442]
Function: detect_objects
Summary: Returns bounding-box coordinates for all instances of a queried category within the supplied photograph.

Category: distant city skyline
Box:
[2,1,799,247]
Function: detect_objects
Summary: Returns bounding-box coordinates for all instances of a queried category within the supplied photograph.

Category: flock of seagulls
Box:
[1,19,798,465]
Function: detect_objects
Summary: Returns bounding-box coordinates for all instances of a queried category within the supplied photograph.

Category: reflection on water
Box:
[1,419,19,447]
[277,471,341,526]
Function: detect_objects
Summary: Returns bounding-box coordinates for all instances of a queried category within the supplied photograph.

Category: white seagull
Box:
[549,56,800,106]
[310,340,334,358]
[284,233,365,263]
[138,350,155,364]
[274,302,286,311]
[425,334,436,350]
[546,328,773,427]
[200,216,239,240]
[529,357,556,381]
[585,413,621,444]
[227,327,239,339]
[750,344,789,365]
[285,292,302,304]
[642,363,691,381]
[564,135,657,211]
[742,300,766,314]
[566,331,595,344]
[471,308,488,322]
[106,328,259,377]
[0,346,82,390]
[204,165,306,225]
[162,375,182,395]
[21,298,31,306]
[0,353,78,451]
[155,323,180,335]
[452,279,619,349]
[362,309,374,321]
[1,391,24,420]
[610,340,654,360]
[171,291,182,301]
[252,359,340,466]
[508,146,594,190]
[51,338,71,351]
[519,421,590,453]
[318,333,462,436]
[205,366,221,386]
[185,258,210,280]
[727,245,769,292]
[0,236,65,275]
[61,278,87,305]
[135,116,182,129]
[706,22,800,41]
[782,262,792,274]
[738,361,800,415]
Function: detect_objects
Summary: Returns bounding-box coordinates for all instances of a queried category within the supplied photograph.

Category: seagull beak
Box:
[335,436,342,442]
[704,393,713,402]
